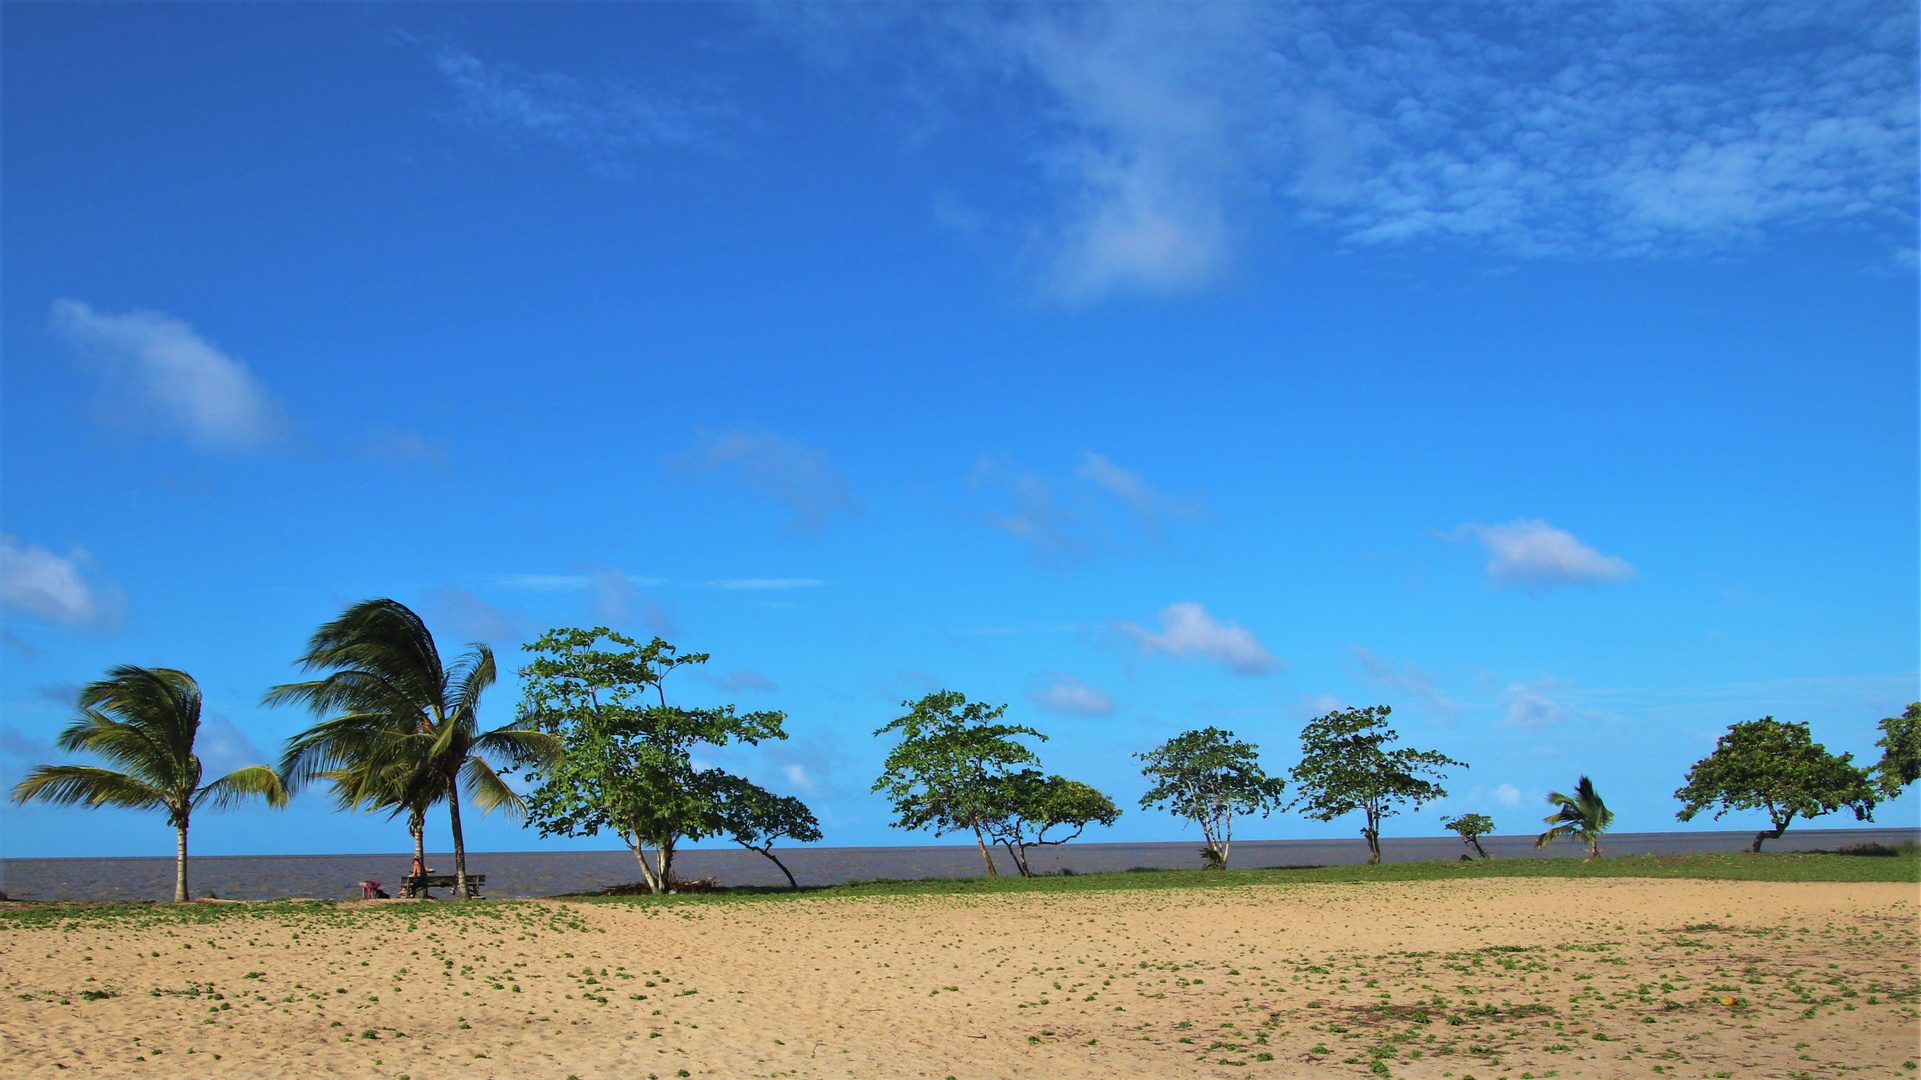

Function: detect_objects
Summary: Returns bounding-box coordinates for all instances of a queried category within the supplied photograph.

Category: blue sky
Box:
[2,2,1915,860]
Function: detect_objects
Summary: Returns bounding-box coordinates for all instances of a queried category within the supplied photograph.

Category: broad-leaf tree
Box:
[13,666,288,901]
[270,599,560,899]
[1536,775,1614,858]
[873,690,1043,876]
[1872,703,1920,800]
[1673,717,1876,852]
[697,769,821,889]
[518,628,788,894]
[1442,812,1495,860]
[980,770,1121,877]
[1137,727,1285,870]
[1288,706,1463,865]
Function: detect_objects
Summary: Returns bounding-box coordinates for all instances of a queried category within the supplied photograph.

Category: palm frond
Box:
[12,765,170,811]
[472,726,563,770]
[194,766,291,811]
[447,645,497,716]
[460,757,526,821]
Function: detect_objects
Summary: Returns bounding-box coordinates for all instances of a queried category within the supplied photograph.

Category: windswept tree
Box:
[981,771,1121,877]
[270,599,561,900]
[1872,703,1920,800]
[1536,775,1614,859]
[873,690,1043,876]
[1137,727,1285,870]
[1674,717,1876,852]
[1289,706,1463,865]
[518,628,789,894]
[13,667,288,901]
[697,770,821,889]
[1442,812,1496,860]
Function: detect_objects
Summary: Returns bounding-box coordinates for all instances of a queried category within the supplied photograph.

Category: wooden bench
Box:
[399,874,485,899]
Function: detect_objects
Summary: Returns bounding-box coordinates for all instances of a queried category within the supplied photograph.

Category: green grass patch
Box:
[2,849,1911,928]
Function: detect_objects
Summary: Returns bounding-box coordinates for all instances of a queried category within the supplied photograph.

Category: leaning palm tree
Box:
[268,599,560,899]
[1535,775,1614,859]
[11,666,288,901]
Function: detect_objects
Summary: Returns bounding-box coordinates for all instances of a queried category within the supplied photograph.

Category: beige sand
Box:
[2,878,1915,1078]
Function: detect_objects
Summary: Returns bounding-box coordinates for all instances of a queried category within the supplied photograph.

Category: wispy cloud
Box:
[706,578,824,591]
[1029,672,1116,717]
[682,428,860,534]
[194,714,272,778]
[970,451,1196,564]
[50,300,293,452]
[492,572,663,590]
[1503,677,1574,728]
[1455,519,1636,590]
[432,45,717,164]
[356,425,448,474]
[421,585,524,645]
[1116,601,1280,676]
[0,535,124,631]
[1349,645,1460,721]
[793,3,1915,295]
[583,562,677,636]
[706,669,777,694]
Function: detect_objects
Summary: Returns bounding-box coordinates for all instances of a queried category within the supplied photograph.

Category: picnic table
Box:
[398,874,486,899]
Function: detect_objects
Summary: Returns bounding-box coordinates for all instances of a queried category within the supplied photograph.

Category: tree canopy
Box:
[1288,706,1463,865]
[697,769,822,889]
[872,690,1043,876]
[1673,716,1876,852]
[518,628,790,893]
[14,666,287,901]
[980,771,1121,877]
[1137,727,1285,870]
[1872,703,1920,800]
[1442,812,1495,860]
[1538,775,1614,858]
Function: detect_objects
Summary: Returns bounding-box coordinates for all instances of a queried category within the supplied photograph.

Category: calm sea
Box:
[3,827,1913,902]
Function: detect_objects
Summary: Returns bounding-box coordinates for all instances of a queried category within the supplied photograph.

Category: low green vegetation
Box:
[4,848,1913,929]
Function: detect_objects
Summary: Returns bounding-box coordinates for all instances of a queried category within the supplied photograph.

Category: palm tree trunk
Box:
[410,810,426,872]
[447,780,469,900]
[175,823,189,903]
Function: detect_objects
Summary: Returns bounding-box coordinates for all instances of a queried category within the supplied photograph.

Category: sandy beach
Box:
[3,877,1915,1078]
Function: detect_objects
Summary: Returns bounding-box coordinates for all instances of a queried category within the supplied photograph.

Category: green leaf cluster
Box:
[1137,727,1285,869]
[1288,706,1462,864]
[1674,716,1876,851]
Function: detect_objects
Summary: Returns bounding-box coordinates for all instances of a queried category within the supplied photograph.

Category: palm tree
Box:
[1535,775,1614,859]
[268,599,559,899]
[11,666,289,901]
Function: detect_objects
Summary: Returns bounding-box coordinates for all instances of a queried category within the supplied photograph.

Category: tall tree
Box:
[12,666,288,901]
[270,599,559,899]
[697,770,821,890]
[1673,717,1876,852]
[873,690,1043,876]
[980,771,1121,877]
[518,628,788,894]
[1536,776,1614,859]
[1137,727,1285,870]
[1288,706,1463,865]
[1872,703,1921,801]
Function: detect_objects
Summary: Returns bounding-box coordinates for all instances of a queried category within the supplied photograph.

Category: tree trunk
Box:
[626,833,662,894]
[1002,840,1031,877]
[1586,834,1601,860]
[447,781,469,900]
[656,838,677,889]
[1363,805,1382,865]
[1752,815,1792,853]
[1471,837,1488,860]
[748,844,800,890]
[410,810,426,872]
[175,823,189,903]
[972,825,998,876]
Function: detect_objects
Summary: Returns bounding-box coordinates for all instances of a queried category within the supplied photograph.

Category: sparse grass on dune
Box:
[3,849,1913,927]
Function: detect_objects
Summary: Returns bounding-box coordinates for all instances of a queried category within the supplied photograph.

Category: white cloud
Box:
[421,585,523,644]
[194,714,273,778]
[683,428,860,534]
[50,300,292,452]
[1350,645,1461,721]
[1116,601,1280,676]
[582,563,676,637]
[1492,783,1523,809]
[1503,678,1569,728]
[0,535,123,631]
[1030,673,1116,717]
[1076,451,1194,529]
[707,578,824,590]
[1457,519,1636,590]
[432,46,709,161]
[970,456,1087,565]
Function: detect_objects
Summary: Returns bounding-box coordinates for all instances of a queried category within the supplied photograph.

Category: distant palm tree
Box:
[1535,775,1614,859]
[268,599,559,899]
[11,666,288,901]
